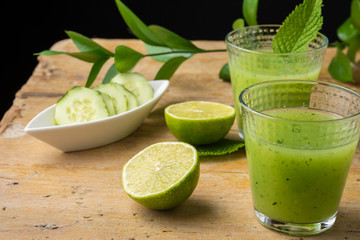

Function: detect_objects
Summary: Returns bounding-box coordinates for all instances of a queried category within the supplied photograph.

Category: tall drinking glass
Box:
[240,80,360,236]
[225,25,328,138]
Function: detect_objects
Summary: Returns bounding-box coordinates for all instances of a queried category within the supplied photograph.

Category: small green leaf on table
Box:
[195,139,245,157]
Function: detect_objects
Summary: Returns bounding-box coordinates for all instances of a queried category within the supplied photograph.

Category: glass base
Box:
[254,208,336,236]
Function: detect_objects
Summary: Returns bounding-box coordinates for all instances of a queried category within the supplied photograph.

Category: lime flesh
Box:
[122,142,199,210]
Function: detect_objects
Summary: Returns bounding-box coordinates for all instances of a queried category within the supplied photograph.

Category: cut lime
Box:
[164,101,236,145]
[122,142,199,210]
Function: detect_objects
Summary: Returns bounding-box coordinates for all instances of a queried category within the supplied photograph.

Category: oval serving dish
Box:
[24,80,169,152]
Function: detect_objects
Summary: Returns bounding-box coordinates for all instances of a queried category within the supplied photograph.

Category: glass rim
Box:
[239,80,360,124]
[225,24,329,55]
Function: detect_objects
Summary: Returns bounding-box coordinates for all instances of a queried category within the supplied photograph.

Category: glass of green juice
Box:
[240,80,360,236]
[225,25,328,138]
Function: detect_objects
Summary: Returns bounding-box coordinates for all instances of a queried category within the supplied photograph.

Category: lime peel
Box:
[165,101,236,145]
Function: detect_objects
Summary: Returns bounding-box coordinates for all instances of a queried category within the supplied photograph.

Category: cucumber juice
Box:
[245,108,357,223]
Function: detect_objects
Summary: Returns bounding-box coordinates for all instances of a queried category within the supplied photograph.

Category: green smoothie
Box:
[230,57,321,132]
[245,108,357,223]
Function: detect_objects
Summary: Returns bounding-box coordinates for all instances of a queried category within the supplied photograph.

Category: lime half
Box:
[122,142,199,210]
[165,101,235,145]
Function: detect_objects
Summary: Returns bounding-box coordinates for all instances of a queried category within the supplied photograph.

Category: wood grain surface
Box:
[0,39,359,239]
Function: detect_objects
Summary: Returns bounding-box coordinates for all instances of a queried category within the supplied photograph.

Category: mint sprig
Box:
[273,0,323,53]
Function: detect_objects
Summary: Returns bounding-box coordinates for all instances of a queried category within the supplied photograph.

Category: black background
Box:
[2,0,350,117]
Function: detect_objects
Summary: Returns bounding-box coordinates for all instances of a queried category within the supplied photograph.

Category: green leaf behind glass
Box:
[219,63,231,82]
[351,0,360,29]
[347,34,360,63]
[114,46,144,73]
[154,56,188,80]
[232,18,245,30]
[273,0,323,53]
[337,18,360,43]
[328,45,354,82]
[242,0,258,26]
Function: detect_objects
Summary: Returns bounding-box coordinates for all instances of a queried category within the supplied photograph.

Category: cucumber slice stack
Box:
[111,72,154,105]
[54,72,154,125]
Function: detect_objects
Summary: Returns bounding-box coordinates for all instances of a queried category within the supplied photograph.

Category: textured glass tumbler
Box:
[240,80,360,236]
[225,25,328,138]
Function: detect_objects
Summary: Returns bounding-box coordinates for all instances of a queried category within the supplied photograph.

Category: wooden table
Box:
[1,39,359,239]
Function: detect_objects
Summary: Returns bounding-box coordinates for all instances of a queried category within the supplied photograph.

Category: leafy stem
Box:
[36,0,358,87]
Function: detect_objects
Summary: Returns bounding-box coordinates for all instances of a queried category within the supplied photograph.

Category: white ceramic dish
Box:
[24,80,169,152]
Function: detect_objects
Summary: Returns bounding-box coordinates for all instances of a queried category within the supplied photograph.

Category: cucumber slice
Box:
[114,83,138,110]
[99,91,116,116]
[54,86,110,125]
[93,83,128,114]
[111,72,154,105]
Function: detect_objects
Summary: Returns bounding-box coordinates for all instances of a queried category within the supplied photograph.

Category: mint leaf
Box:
[195,139,244,157]
[243,0,258,26]
[273,0,323,53]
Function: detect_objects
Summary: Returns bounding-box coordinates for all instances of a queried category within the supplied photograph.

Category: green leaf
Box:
[243,0,258,26]
[154,56,188,80]
[145,43,193,62]
[273,0,323,53]
[148,25,202,52]
[328,44,354,82]
[86,57,110,87]
[103,63,119,83]
[337,18,360,43]
[347,34,360,63]
[351,0,360,29]
[35,50,108,63]
[115,0,163,46]
[114,45,144,73]
[219,63,231,82]
[232,18,245,30]
[195,139,244,157]
[65,31,113,56]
